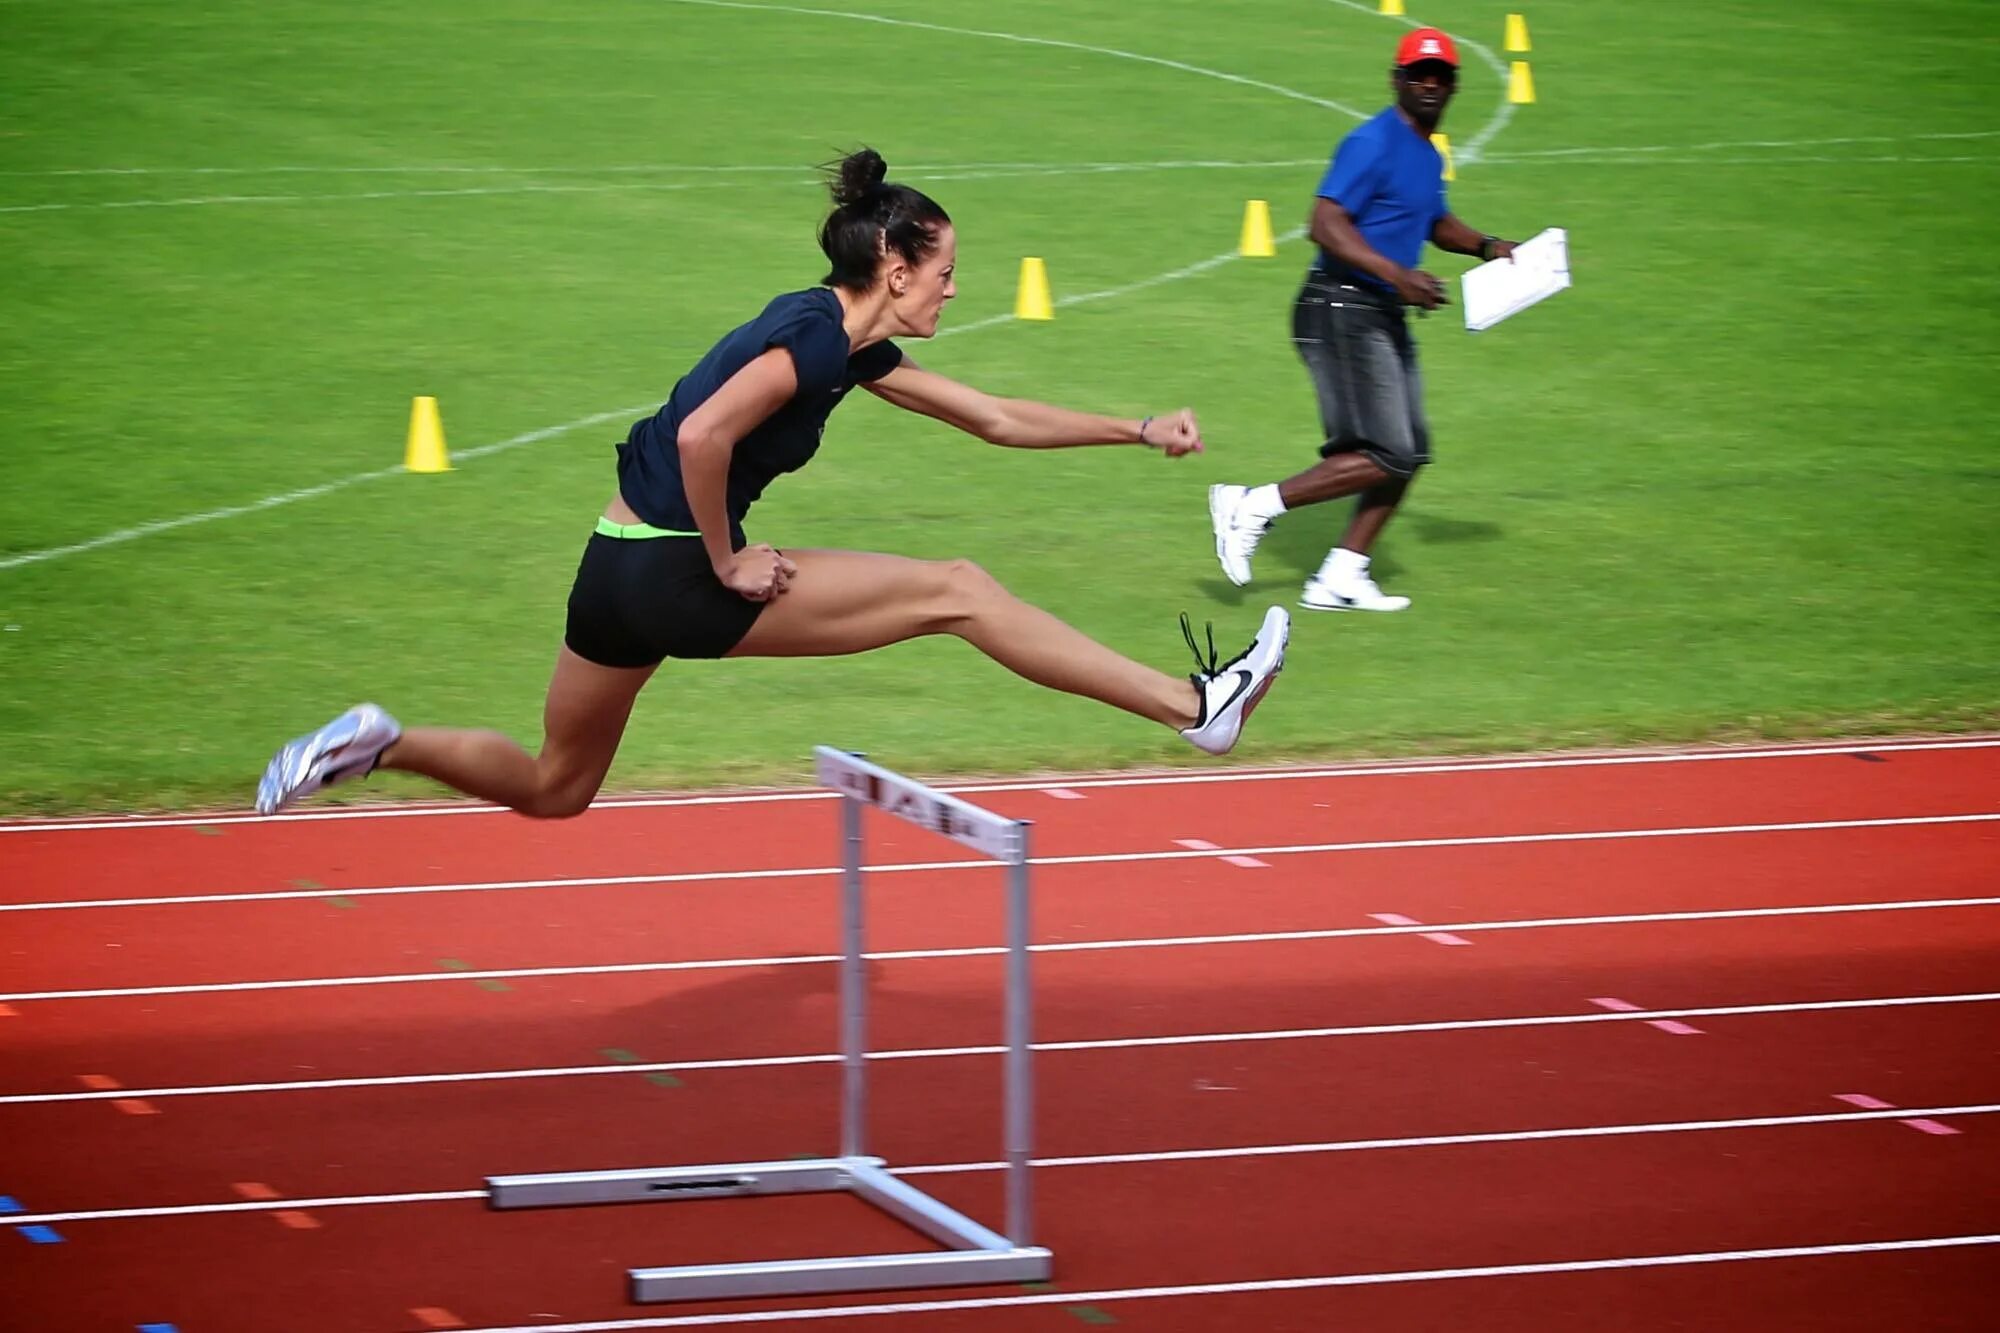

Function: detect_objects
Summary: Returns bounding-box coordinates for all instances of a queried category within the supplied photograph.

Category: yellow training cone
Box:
[1505,13,1532,53]
[1431,133,1455,182]
[1508,60,1537,105]
[1239,199,1276,257]
[1014,257,1053,321]
[404,395,452,473]
[1378,0,1405,15]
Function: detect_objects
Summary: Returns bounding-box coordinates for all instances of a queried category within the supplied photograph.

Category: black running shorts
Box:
[564,530,766,667]
[1291,272,1432,479]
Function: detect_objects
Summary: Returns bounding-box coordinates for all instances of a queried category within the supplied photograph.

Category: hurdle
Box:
[486,746,1054,1303]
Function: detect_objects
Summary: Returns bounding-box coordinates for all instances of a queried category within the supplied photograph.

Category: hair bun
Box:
[831,147,888,208]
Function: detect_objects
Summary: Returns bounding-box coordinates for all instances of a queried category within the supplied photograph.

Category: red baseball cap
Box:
[1395,27,1459,68]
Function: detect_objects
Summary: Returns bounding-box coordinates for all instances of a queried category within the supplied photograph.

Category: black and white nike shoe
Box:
[1178,606,1290,755]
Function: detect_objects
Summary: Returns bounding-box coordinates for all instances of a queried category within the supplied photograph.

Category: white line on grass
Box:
[3,990,1992,1106]
[1483,154,1997,169]
[0,159,1334,217]
[1,2,1472,575]
[660,0,1366,117]
[4,736,1991,834]
[6,881,1998,1000]
[0,157,1330,180]
[1480,129,2000,159]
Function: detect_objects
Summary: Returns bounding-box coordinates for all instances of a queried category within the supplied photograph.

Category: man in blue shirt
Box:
[1208,27,1518,611]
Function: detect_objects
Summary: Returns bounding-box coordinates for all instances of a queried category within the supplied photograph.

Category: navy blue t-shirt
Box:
[618,287,903,547]
[1314,107,1449,292]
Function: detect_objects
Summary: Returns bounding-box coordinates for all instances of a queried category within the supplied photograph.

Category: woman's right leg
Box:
[729,549,1202,728]
[377,646,656,818]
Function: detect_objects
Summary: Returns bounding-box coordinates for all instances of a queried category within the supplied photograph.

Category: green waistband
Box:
[596,515,699,540]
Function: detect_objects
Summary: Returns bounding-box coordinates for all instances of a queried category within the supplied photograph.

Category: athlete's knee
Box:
[931,557,1007,628]
[518,772,601,820]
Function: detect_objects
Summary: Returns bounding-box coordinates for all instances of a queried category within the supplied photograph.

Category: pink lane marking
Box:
[1835,1093,1964,1136]
[1369,912,1472,947]
[1589,997,1703,1034]
[1045,788,1086,801]
[1173,838,1269,869]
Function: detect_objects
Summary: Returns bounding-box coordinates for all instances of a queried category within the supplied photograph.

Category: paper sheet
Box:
[1461,227,1570,332]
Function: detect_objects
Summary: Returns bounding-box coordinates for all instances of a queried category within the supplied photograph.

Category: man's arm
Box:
[1431,212,1516,261]
[1311,197,1446,309]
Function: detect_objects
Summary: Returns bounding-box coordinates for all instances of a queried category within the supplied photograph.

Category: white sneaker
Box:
[1300,570,1411,612]
[1179,606,1290,755]
[1209,484,1271,587]
[255,703,403,815]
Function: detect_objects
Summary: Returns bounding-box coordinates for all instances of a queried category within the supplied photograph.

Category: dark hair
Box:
[818,148,951,291]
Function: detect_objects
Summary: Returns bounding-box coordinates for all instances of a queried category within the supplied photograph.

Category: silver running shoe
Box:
[1178,607,1290,755]
[255,703,402,815]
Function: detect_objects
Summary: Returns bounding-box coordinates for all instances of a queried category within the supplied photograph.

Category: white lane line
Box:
[4,990,1993,1106]
[7,890,1998,1003]
[1173,837,1270,869]
[7,809,1995,915]
[1371,912,1472,947]
[1591,995,1703,1036]
[440,1234,2000,1329]
[1833,1093,1964,1138]
[7,1104,1996,1224]
[13,736,1986,834]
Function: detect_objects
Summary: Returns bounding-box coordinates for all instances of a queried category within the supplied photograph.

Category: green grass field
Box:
[2,0,1995,814]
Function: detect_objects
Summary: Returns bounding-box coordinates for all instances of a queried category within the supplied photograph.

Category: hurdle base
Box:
[487,1156,1052,1304]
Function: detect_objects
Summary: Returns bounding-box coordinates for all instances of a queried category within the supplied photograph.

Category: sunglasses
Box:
[1397,63,1458,86]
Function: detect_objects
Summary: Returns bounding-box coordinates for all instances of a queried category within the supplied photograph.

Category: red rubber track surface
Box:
[2,740,1996,1331]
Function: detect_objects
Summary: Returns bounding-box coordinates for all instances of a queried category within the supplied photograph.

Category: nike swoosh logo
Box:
[1212,669,1255,718]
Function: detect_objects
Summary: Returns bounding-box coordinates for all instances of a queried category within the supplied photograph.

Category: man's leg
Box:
[1209,281,1406,586]
[1302,320,1425,612]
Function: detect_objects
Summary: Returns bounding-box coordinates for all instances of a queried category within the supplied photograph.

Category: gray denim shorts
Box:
[1291,272,1431,479]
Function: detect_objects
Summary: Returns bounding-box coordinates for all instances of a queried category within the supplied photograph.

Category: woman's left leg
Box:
[729,549,1201,727]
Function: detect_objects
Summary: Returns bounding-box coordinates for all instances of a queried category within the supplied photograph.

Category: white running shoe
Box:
[255,703,403,815]
[1300,569,1411,612]
[1178,606,1290,755]
[1208,484,1271,587]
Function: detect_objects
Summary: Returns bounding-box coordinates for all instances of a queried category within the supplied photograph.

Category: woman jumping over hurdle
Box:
[255,148,1290,818]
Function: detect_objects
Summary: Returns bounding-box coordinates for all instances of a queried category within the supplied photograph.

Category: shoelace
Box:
[1181,613,1256,679]
[1180,612,1219,678]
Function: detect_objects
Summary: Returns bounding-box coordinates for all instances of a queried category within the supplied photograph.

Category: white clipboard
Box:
[1462,227,1570,332]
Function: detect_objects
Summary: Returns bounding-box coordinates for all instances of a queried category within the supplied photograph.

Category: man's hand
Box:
[719,544,797,602]
[1141,408,1204,458]
[1392,268,1449,310]
[1486,238,1518,262]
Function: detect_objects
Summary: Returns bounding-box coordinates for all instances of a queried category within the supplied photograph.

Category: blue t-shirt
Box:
[618,287,903,546]
[1314,107,1449,292]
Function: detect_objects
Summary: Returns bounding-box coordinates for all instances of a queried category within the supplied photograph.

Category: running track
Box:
[2,738,1996,1331]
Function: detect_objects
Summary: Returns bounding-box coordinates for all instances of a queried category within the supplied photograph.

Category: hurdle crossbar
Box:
[486,746,1052,1303]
